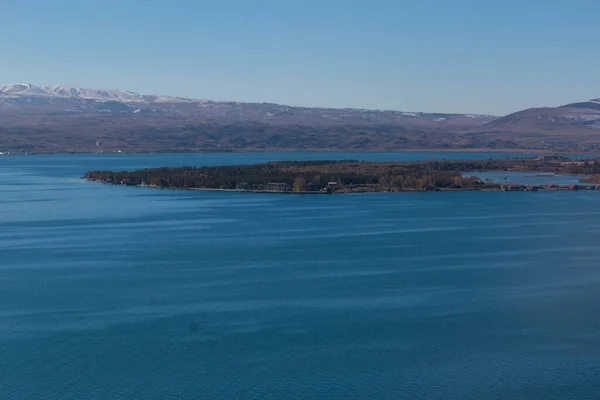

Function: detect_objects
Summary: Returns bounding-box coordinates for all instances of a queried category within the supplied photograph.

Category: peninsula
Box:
[84,156,600,193]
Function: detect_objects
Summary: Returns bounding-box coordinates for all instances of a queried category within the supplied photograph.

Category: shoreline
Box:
[7,148,600,156]
[84,179,597,194]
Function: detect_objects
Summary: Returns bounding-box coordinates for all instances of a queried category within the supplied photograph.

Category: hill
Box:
[467,100,600,152]
[1,83,599,153]
[0,83,492,153]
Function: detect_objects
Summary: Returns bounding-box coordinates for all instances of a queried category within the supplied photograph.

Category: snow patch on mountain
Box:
[0,83,199,104]
[561,113,600,122]
[0,83,50,96]
[464,114,495,119]
[0,83,498,121]
[45,85,143,102]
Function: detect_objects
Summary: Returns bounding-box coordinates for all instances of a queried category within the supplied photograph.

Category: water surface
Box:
[465,171,591,186]
[1,153,600,400]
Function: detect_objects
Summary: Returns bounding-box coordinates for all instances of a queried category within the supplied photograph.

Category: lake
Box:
[464,171,591,186]
[2,152,600,400]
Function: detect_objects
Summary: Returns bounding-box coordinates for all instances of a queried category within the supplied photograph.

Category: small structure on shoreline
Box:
[264,182,291,192]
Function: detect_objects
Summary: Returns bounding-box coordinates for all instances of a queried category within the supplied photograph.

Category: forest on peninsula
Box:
[84,157,600,193]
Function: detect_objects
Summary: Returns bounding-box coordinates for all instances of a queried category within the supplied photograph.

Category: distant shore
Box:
[7,148,600,156]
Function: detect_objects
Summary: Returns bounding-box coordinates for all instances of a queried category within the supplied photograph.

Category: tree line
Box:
[84,159,510,190]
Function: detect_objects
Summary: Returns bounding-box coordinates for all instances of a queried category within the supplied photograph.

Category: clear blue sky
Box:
[1,0,599,115]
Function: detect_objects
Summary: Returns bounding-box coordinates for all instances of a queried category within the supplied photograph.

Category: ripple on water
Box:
[2,154,600,399]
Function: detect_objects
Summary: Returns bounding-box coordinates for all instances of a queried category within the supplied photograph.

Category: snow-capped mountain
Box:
[0,83,196,104]
[0,82,497,126]
[1,82,600,153]
[0,83,52,97]
[44,85,144,102]
[0,83,503,153]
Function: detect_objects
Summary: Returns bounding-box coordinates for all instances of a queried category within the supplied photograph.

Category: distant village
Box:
[92,176,600,194]
[235,179,338,193]
[99,177,338,193]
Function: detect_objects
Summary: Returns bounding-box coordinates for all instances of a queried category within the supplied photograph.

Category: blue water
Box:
[465,171,591,186]
[2,153,600,400]
[0,151,547,175]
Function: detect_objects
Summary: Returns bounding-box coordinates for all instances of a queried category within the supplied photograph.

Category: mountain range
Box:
[1,83,599,153]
